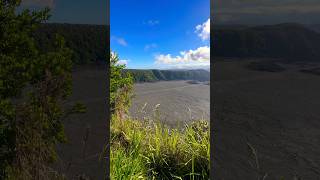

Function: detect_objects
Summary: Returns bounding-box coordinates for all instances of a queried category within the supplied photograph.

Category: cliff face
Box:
[123,69,210,83]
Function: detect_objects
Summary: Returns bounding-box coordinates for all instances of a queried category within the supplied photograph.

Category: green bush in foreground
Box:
[110,116,210,180]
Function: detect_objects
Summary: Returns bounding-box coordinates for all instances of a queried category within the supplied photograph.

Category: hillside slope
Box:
[124,69,210,82]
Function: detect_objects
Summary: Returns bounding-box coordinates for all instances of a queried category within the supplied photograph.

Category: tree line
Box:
[123,69,210,83]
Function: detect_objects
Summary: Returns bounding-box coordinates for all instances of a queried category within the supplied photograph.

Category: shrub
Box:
[0,1,84,179]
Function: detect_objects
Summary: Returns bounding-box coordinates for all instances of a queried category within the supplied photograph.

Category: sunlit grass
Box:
[110,115,210,180]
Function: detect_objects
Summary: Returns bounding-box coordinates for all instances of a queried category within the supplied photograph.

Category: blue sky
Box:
[111,0,210,69]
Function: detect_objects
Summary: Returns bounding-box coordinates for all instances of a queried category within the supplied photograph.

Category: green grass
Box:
[110,115,210,180]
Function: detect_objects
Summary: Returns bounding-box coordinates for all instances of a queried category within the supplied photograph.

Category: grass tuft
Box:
[110,115,210,180]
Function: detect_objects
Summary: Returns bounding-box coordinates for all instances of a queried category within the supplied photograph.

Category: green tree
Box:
[110,52,133,119]
[0,1,84,179]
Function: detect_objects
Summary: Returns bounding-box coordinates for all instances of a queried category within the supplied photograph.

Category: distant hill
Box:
[124,69,210,83]
[34,23,108,64]
[213,23,320,62]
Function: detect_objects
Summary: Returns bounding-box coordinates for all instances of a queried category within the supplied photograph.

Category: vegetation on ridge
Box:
[123,69,210,83]
[34,23,108,64]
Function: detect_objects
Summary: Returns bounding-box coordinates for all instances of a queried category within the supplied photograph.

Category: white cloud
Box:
[116,59,129,66]
[144,20,160,26]
[111,36,128,46]
[164,63,210,70]
[155,46,210,69]
[144,43,158,51]
[110,52,129,66]
[195,18,210,41]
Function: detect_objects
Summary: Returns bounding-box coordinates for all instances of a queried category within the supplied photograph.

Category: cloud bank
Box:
[195,18,210,41]
[153,18,211,69]
[155,46,210,68]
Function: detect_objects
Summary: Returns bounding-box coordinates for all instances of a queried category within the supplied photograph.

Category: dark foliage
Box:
[110,52,133,118]
[1,2,84,179]
[34,23,108,64]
